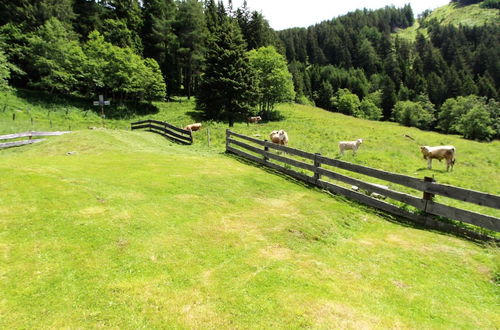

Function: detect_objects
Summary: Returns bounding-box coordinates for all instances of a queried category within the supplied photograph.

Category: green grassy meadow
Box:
[1,90,499,328]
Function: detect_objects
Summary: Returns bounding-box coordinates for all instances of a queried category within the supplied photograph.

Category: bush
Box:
[392,100,434,129]
[455,105,495,141]
[437,95,498,141]
[357,99,382,120]
[332,88,360,115]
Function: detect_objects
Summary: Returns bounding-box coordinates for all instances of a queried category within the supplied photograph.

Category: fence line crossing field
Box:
[1,93,499,328]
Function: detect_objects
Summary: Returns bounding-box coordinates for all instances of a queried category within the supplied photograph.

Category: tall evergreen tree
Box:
[176,0,207,99]
[0,0,75,29]
[72,0,104,40]
[142,0,179,98]
[196,18,256,126]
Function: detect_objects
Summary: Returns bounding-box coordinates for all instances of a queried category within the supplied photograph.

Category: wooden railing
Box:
[131,119,192,145]
[226,130,500,239]
[0,131,71,149]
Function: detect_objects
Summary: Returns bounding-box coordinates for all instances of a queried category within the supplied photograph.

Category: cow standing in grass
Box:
[339,139,363,155]
[269,130,288,146]
[184,123,202,131]
[420,145,456,171]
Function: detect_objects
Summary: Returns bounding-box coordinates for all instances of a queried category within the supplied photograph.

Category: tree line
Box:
[0,0,498,139]
[277,3,499,140]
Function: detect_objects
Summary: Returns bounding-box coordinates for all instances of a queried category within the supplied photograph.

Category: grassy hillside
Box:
[1,89,499,218]
[396,2,500,41]
[1,128,499,328]
[427,2,500,27]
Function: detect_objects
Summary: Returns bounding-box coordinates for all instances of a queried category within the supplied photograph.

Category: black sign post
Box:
[93,95,110,127]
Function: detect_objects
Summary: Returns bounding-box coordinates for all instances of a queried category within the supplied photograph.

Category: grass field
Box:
[1,90,499,327]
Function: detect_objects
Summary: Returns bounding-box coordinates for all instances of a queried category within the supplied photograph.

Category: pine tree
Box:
[142,0,179,98]
[72,0,104,40]
[176,0,207,99]
[196,18,256,126]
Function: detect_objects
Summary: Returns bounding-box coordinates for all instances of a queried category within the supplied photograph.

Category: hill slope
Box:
[397,2,500,41]
[1,129,499,328]
[2,89,499,217]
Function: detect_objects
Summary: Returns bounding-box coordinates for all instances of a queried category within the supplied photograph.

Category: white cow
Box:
[339,138,363,155]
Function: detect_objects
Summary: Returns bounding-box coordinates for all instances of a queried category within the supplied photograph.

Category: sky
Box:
[224,0,451,30]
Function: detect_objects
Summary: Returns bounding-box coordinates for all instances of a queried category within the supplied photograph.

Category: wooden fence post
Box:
[313,153,321,182]
[225,129,230,151]
[264,140,269,162]
[423,176,435,212]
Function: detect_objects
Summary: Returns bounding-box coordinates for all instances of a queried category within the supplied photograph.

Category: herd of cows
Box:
[182,116,457,172]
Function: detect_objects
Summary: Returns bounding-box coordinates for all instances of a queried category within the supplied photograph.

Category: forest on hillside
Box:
[0,0,498,139]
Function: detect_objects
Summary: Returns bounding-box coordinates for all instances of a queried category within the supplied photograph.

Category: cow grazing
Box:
[269,130,289,146]
[339,138,363,155]
[247,116,262,124]
[420,145,456,171]
[184,123,202,131]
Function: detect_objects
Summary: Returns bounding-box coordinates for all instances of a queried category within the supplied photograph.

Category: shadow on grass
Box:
[415,167,448,173]
[13,89,159,119]
[186,109,286,125]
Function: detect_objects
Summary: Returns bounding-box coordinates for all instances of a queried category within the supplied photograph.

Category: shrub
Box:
[332,88,360,115]
[392,100,434,129]
[437,95,498,141]
[357,99,382,120]
[455,105,495,141]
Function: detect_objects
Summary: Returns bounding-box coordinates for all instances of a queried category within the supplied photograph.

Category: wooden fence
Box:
[131,119,192,145]
[226,130,500,239]
[0,131,71,149]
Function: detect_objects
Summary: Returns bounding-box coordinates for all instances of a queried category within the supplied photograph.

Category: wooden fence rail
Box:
[226,130,500,237]
[131,119,192,145]
[0,131,71,149]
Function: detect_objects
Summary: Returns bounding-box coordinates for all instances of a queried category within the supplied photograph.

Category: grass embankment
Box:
[396,2,500,41]
[1,128,499,328]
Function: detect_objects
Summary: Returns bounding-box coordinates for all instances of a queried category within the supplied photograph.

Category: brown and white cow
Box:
[420,145,456,171]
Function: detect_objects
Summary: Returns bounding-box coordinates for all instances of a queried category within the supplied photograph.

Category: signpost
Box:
[93,95,110,127]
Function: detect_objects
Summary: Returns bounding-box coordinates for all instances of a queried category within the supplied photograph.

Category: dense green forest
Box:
[0,0,498,139]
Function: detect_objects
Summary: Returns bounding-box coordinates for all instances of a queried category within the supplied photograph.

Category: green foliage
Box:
[392,99,435,129]
[0,0,75,29]
[481,0,500,9]
[236,4,277,51]
[314,80,333,110]
[175,0,207,99]
[101,18,142,53]
[196,19,257,126]
[247,46,295,114]
[0,49,11,90]
[28,18,85,94]
[84,31,165,102]
[455,104,495,141]
[358,99,383,120]
[437,95,498,141]
[26,21,165,102]
[142,0,178,96]
[333,88,361,115]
